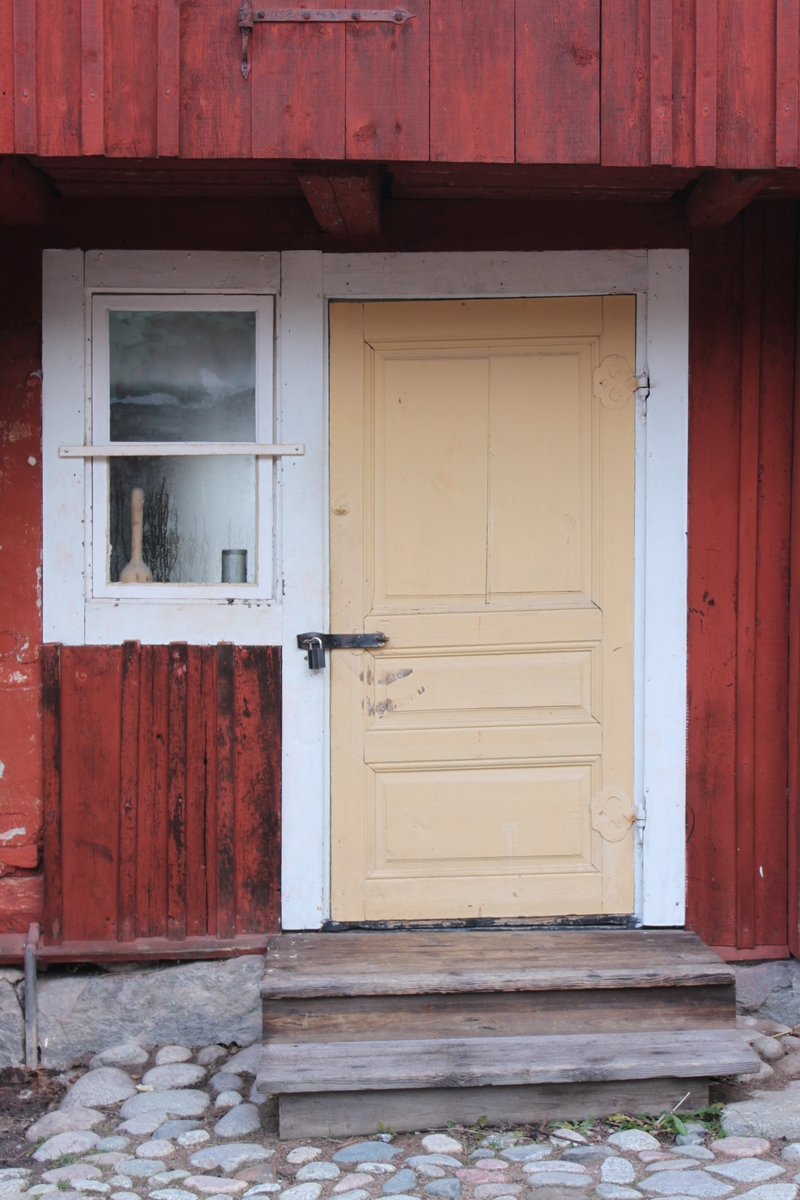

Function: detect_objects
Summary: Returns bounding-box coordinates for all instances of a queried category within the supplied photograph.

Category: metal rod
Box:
[24,923,39,1070]
[59,443,305,458]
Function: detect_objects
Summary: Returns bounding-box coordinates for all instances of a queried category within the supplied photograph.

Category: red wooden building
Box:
[0,0,796,1131]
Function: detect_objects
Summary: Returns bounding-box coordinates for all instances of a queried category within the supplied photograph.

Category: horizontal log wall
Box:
[0,0,795,167]
[41,642,281,955]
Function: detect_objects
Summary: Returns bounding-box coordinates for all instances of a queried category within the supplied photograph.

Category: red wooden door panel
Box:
[42,642,281,958]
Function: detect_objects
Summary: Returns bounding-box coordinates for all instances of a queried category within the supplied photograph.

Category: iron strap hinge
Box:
[238,5,414,78]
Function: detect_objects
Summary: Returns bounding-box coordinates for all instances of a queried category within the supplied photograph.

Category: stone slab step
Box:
[258,1027,758,1093]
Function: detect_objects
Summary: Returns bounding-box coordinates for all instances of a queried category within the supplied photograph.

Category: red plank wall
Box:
[0,309,44,935]
[0,0,795,167]
[686,202,798,959]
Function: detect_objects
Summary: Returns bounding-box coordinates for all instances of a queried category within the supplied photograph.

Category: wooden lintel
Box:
[685,170,775,229]
[297,166,380,236]
[0,156,53,225]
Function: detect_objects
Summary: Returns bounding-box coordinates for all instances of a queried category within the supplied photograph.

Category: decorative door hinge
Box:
[238,5,414,78]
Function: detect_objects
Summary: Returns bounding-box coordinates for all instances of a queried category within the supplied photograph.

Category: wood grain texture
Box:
[279,1078,711,1138]
[717,0,775,168]
[263,984,736,1044]
[39,642,281,959]
[105,0,157,156]
[118,641,140,943]
[261,930,734,999]
[0,0,13,151]
[37,0,82,156]
[516,0,599,165]
[60,646,122,942]
[430,0,513,163]
[650,0,673,164]
[261,1028,758,1092]
[791,229,800,960]
[41,645,62,945]
[600,0,650,165]
[345,0,429,160]
[672,0,696,167]
[776,0,799,167]
[12,0,36,153]
[157,0,180,157]
[251,0,344,159]
[694,0,717,165]
[181,0,251,158]
[81,0,104,156]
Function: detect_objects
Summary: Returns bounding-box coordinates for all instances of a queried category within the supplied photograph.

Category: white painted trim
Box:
[322,250,648,299]
[278,252,329,930]
[85,250,281,292]
[42,250,86,645]
[641,249,690,925]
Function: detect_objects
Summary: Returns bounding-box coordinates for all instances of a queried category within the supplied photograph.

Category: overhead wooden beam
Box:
[297,166,380,236]
[685,170,775,229]
[0,156,53,225]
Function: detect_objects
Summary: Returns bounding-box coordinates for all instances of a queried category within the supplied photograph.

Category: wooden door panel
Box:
[330,297,635,921]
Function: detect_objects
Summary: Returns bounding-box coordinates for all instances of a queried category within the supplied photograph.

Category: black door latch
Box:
[297,631,387,670]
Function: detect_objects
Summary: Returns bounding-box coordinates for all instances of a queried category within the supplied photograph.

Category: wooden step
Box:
[261,929,734,998]
[258,1028,758,1093]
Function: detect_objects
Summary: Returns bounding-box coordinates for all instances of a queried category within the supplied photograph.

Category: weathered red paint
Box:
[686,203,797,958]
[0,324,42,903]
[40,642,280,957]
[0,0,798,166]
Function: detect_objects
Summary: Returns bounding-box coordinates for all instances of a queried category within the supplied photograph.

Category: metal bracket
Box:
[297,632,387,651]
[238,5,414,78]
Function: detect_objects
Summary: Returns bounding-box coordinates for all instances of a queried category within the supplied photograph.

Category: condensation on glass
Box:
[107,310,257,585]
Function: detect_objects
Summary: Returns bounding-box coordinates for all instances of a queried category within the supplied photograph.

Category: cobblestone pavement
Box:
[2,1024,800,1200]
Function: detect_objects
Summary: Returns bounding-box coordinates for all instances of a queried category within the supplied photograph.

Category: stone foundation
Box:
[734,959,800,1028]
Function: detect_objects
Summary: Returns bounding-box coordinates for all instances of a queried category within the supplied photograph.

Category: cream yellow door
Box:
[329,297,636,920]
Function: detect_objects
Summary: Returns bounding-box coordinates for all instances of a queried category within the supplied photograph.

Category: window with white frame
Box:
[86,294,275,600]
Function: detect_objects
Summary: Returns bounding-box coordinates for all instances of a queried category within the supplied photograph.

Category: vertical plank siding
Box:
[687,204,798,958]
[1,0,793,164]
[41,643,281,955]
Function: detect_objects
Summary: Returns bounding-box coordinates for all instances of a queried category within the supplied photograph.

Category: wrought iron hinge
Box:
[238,5,414,78]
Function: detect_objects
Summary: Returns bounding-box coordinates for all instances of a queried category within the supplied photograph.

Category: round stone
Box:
[188,1145,273,1174]
[26,1108,105,1142]
[215,1091,243,1110]
[422,1136,463,1155]
[111,1194,139,1200]
[197,1045,228,1067]
[155,1047,193,1066]
[42,1168,102,1183]
[423,1181,461,1199]
[707,1163,784,1184]
[408,1157,464,1170]
[33,1131,101,1162]
[287,1151,321,1166]
[149,1172,190,1187]
[109,1179,133,1190]
[183,1181,248,1196]
[138,1141,177,1159]
[178,1132,211,1148]
[595,1188,642,1200]
[333,1144,401,1165]
[119,1089,210,1120]
[96,1137,132,1152]
[90,1045,149,1070]
[637,1171,734,1197]
[222,1045,262,1076]
[382,1170,417,1195]
[752,1037,786,1062]
[608,1132,661,1153]
[601,1161,635,1185]
[279,1187,323,1200]
[502,1147,553,1163]
[114,1162,168,1179]
[524,1175,591,1189]
[295,1165,339,1183]
[214,1103,261,1138]
[358,1164,396,1175]
[734,1189,799,1200]
[61,1068,138,1110]
[117,1114,166,1136]
[333,1177,375,1194]
[210,1074,243,1095]
[711,1139,771,1159]
[244,1189,281,1197]
[157,1122,201,1141]
[142,1064,206,1091]
[474,1187,523,1199]
[72,1183,110,1194]
[522,1163,589,1176]
[783,1149,800,1165]
[149,1191,198,1200]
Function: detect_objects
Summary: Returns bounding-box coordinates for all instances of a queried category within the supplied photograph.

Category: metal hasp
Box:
[238,5,414,78]
[297,631,387,670]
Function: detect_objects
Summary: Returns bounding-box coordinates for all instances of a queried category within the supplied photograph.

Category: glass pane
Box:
[109,311,256,442]
[109,456,256,584]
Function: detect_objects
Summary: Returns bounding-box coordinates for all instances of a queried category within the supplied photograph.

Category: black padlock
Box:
[307,636,325,670]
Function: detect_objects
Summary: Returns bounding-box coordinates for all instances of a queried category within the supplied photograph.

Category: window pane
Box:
[109,456,256,584]
[109,311,257,442]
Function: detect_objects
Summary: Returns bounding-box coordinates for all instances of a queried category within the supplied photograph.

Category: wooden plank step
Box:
[263,984,736,1044]
[261,930,734,999]
[258,1028,758,1093]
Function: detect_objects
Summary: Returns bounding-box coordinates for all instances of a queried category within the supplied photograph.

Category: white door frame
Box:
[279,249,689,931]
